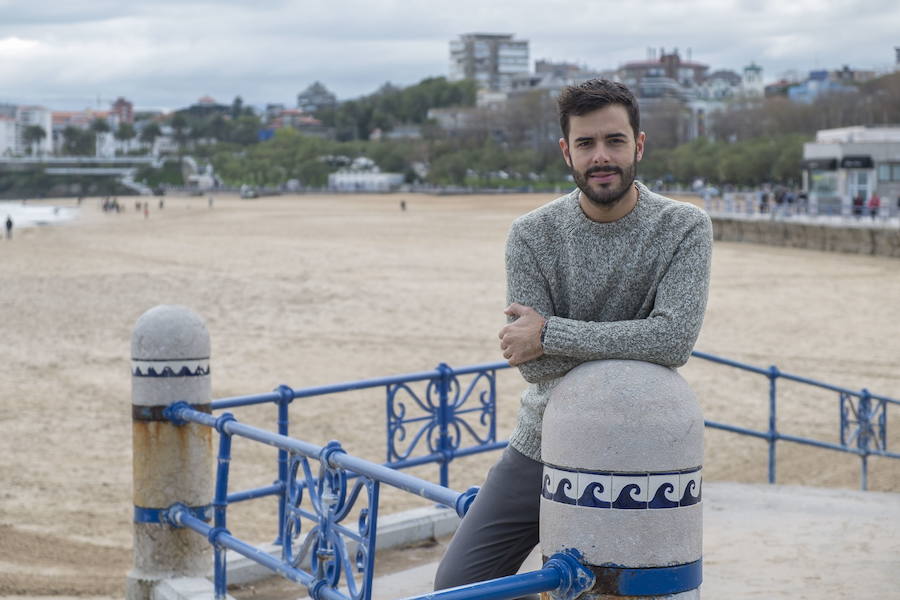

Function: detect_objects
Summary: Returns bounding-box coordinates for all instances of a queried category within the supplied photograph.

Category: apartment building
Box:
[449,33,529,93]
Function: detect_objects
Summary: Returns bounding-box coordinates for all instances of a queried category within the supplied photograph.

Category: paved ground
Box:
[231,482,900,600]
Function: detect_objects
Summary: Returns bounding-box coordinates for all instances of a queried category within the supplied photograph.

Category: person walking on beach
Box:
[5,214,12,239]
[433,79,713,595]
[868,192,880,219]
[853,193,864,218]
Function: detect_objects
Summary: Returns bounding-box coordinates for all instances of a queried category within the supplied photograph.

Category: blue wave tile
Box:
[679,469,702,506]
[611,474,648,509]
[541,467,556,500]
[577,472,612,508]
[552,469,578,505]
[648,473,681,509]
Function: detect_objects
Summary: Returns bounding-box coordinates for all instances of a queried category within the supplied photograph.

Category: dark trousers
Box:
[434,446,543,593]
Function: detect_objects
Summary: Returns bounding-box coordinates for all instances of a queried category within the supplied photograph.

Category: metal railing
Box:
[691,351,900,490]
[162,402,593,600]
[161,351,898,598]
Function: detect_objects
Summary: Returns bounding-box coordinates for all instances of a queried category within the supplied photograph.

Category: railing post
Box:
[768,365,780,485]
[274,384,294,545]
[858,389,871,491]
[436,363,453,488]
[213,414,236,600]
[127,305,214,599]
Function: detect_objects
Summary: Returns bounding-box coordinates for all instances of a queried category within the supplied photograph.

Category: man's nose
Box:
[590,145,612,164]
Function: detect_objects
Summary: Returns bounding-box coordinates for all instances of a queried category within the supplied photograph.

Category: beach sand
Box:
[0,192,898,597]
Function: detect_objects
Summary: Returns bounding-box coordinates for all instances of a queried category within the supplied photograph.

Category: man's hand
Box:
[499,303,546,366]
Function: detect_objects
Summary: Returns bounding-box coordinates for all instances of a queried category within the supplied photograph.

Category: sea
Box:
[0,201,79,229]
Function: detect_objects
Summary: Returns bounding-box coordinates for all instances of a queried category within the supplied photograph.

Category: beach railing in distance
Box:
[216,349,898,523]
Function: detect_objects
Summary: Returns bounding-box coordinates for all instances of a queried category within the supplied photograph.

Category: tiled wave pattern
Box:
[541,465,702,509]
[132,359,211,378]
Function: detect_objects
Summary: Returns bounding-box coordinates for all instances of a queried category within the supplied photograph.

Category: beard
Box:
[571,151,638,207]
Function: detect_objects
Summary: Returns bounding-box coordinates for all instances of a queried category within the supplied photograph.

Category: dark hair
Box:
[557,79,640,142]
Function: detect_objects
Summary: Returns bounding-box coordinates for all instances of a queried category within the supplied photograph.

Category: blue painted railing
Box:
[691,351,900,490]
[162,402,594,600]
[164,350,898,598]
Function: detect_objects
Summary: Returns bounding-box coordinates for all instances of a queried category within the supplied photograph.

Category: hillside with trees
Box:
[197,71,899,190]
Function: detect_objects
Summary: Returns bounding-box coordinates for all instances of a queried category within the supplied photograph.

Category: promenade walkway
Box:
[231,481,900,600]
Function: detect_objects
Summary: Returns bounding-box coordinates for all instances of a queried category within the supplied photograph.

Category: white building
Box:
[15,105,53,155]
[741,63,764,96]
[449,33,529,93]
[0,116,16,156]
[802,126,900,214]
[328,158,404,192]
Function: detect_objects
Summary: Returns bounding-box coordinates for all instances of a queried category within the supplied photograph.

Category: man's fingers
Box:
[504,303,525,317]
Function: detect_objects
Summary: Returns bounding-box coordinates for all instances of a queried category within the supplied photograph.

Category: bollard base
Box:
[542,557,701,599]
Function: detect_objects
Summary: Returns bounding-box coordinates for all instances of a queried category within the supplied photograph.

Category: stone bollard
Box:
[126,305,214,599]
[540,360,703,599]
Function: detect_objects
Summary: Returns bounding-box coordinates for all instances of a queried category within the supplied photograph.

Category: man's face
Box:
[559,105,645,207]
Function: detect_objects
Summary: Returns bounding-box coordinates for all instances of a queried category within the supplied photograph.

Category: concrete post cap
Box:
[132,305,210,360]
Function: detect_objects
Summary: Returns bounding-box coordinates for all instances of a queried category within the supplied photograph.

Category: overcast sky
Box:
[1,0,897,112]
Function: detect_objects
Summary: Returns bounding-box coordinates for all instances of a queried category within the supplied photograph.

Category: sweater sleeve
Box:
[505,223,583,383]
[541,213,712,368]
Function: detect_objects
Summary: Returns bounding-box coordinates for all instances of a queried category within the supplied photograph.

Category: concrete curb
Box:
[152,505,461,599]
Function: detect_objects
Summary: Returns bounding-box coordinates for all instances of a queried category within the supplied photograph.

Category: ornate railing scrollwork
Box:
[386,366,498,466]
[840,391,887,452]
[281,443,380,600]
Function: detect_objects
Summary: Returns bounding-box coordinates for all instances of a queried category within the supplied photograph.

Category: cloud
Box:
[0,0,898,109]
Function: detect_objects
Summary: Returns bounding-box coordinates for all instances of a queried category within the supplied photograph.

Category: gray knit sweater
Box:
[505,181,712,461]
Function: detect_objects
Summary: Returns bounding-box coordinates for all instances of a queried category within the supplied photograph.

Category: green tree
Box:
[114,122,136,154]
[90,117,111,156]
[231,96,244,120]
[170,114,189,154]
[61,126,93,156]
[228,115,262,145]
[22,125,46,156]
[139,122,162,153]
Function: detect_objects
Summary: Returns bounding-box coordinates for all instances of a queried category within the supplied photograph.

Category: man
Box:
[434,79,712,592]
[5,214,12,240]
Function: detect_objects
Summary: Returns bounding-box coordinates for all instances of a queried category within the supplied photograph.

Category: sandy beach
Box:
[1,191,898,597]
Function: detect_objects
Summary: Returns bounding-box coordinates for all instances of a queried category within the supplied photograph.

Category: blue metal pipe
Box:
[169,406,468,512]
[213,418,234,600]
[227,483,283,504]
[437,363,451,489]
[690,350,772,375]
[212,361,513,410]
[171,507,316,588]
[329,451,466,513]
[450,361,510,375]
[275,386,292,546]
[704,420,770,440]
[776,432,863,455]
[213,391,283,410]
[400,568,563,600]
[768,365,779,485]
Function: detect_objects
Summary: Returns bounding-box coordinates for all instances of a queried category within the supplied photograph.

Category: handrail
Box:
[154,350,897,599]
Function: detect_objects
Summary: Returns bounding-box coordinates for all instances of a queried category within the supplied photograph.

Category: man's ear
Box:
[559,137,572,168]
[635,131,646,162]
